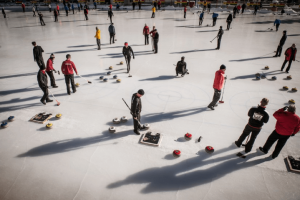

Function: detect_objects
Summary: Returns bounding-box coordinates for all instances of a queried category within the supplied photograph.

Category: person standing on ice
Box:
[61,54,78,95]
[150,26,156,51]
[108,9,114,23]
[122,42,135,73]
[235,98,270,154]
[131,89,146,135]
[158,0,161,10]
[281,44,297,73]
[216,26,224,50]
[56,4,60,15]
[95,27,101,50]
[65,5,69,16]
[151,6,156,18]
[143,24,150,45]
[37,65,53,105]
[153,29,159,54]
[207,2,211,13]
[48,3,52,12]
[46,54,58,88]
[274,30,287,57]
[176,56,189,77]
[259,105,300,159]
[241,3,246,14]
[32,6,36,17]
[84,7,88,20]
[108,23,115,44]
[132,1,136,10]
[21,3,25,12]
[138,0,142,10]
[212,12,218,27]
[253,4,258,15]
[274,19,281,32]
[32,41,46,69]
[233,6,237,18]
[54,9,58,22]
[199,11,204,25]
[38,12,45,26]
[184,5,187,18]
[207,65,226,110]
[2,7,6,18]
[226,14,232,30]
[72,3,75,14]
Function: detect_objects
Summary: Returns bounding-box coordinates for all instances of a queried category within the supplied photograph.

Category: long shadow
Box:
[175,25,204,28]
[287,34,300,36]
[229,56,273,62]
[68,44,95,48]
[197,30,218,32]
[77,23,111,27]
[12,25,41,28]
[170,49,215,54]
[255,30,274,32]
[50,48,97,54]
[231,70,284,80]
[101,50,153,58]
[61,20,85,22]
[0,87,40,96]
[0,102,40,112]
[139,75,176,81]
[248,19,300,24]
[0,96,40,105]
[17,130,134,157]
[0,72,36,79]
[107,147,269,193]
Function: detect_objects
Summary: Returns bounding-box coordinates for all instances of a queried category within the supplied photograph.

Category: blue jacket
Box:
[65,6,68,11]
[200,12,204,18]
[274,19,281,25]
[212,13,219,18]
[72,4,74,9]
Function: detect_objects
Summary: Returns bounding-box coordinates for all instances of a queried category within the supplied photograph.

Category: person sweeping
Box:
[208,65,226,110]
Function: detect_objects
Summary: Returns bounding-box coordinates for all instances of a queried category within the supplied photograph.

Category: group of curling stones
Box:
[173,133,214,158]
[1,116,15,128]
[109,116,150,133]
[45,114,62,129]
[100,66,121,83]
[282,75,297,92]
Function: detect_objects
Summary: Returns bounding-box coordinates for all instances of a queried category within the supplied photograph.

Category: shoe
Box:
[187,72,189,74]
[68,92,71,95]
[181,74,184,77]
[73,90,76,93]
[286,71,289,73]
[140,125,147,130]
[235,141,240,148]
[46,99,53,103]
[215,48,219,50]
[273,55,277,57]
[214,104,218,107]
[40,100,46,105]
[258,147,267,154]
[134,130,141,135]
[52,85,58,88]
[208,106,214,110]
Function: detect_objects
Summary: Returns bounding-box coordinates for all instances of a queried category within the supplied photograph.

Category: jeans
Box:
[64,74,76,94]
[110,34,115,44]
[275,45,283,56]
[208,89,221,107]
[40,87,49,102]
[144,34,149,45]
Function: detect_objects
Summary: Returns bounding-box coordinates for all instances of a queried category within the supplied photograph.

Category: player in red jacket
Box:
[21,3,25,12]
[208,65,226,110]
[46,54,58,88]
[281,44,297,73]
[184,6,187,18]
[143,24,150,45]
[61,54,78,95]
[259,105,300,159]
[56,4,60,15]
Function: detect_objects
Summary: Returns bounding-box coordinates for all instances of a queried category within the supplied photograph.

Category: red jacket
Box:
[285,47,297,61]
[273,109,300,136]
[158,1,161,5]
[57,5,59,10]
[21,4,25,8]
[143,26,149,35]
[109,4,112,9]
[61,60,78,75]
[184,7,187,12]
[46,58,54,71]
[213,70,225,91]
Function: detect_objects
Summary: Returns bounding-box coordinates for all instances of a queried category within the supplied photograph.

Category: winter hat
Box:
[220,26,222,29]
[124,42,128,45]
[50,53,55,58]
[283,30,287,33]
[138,89,145,95]
[220,65,226,69]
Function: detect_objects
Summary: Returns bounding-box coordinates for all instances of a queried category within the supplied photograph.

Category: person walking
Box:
[253,5,258,15]
[54,9,58,22]
[32,6,36,17]
[153,29,159,54]
[95,27,101,50]
[2,7,6,18]
[37,66,53,105]
[281,44,297,73]
[21,3,25,12]
[207,65,226,110]
[274,19,281,31]
[199,11,204,25]
[212,12,218,26]
[48,3,52,12]
[207,2,211,13]
[108,9,114,23]
[38,12,45,26]
[226,14,232,30]
[65,5,69,16]
[203,1,207,11]
[131,89,146,135]
[235,98,270,154]
[176,56,189,77]
[32,41,45,69]
[143,24,150,45]
[241,3,246,14]
[151,6,156,18]
[216,26,224,50]
[108,23,115,44]
[259,105,300,159]
[72,3,75,14]
[274,30,287,57]
[61,54,78,95]
[46,54,58,88]
[122,42,135,73]
[233,5,237,18]
[84,7,88,20]
[56,4,60,15]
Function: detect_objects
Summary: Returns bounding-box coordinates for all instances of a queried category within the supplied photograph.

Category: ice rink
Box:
[0,7,300,200]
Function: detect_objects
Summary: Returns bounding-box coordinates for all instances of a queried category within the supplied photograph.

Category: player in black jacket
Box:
[32,41,45,69]
[153,29,159,53]
[131,89,145,135]
[216,26,224,50]
[235,98,269,153]
[176,56,189,77]
[274,30,287,57]
[37,67,53,105]
[122,42,135,73]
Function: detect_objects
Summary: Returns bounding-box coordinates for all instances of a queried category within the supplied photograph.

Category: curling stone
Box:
[103,78,108,82]
[205,146,214,154]
[120,61,123,65]
[272,76,277,80]
[8,116,15,122]
[109,126,116,133]
[107,71,111,75]
[109,66,113,70]
[256,76,261,80]
[292,87,298,92]
[113,75,118,79]
[287,75,292,80]
[55,113,62,119]
[99,76,104,80]
[143,123,150,130]
[75,83,80,87]
[289,99,295,104]
[283,86,289,90]
[121,116,128,122]
[112,118,120,124]
[1,122,8,128]
[265,66,269,70]
[173,150,181,158]
[261,74,266,79]
[46,123,53,129]
[116,79,121,83]
[184,133,192,141]
[255,73,261,77]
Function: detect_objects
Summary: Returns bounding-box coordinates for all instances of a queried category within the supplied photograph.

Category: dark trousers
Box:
[109,16,112,23]
[208,7,210,13]
[262,130,290,158]
[212,18,216,26]
[40,18,45,26]
[184,11,186,18]
[236,124,261,153]
[33,11,36,16]
[176,68,188,76]
[36,59,45,69]
[276,24,279,31]
[154,39,158,53]
[40,87,49,102]
[46,71,56,87]
[64,74,76,94]
[96,39,101,50]
[253,10,257,15]
[151,12,155,18]
[139,5,141,10]
[133,5,135,10]
[275,45,283,56]
[227,21,231,30]
[72,9,74,14]
[3,13,6,18]
[78,7,80,12]
[281,59,293,72]
[49,8,52,12]
[233,11,236,18]
[54,15,58,22]
[23,7,25,12]
[58,10,60,14]
[144,34,149,45]
[199,18,203,25]
[217,37,222,49]
[242,8,245,13]
[85,14,88,20]
[125,56,131,72]
[110,34,115,44]
[66,10,68,16]
[208,89,221,107]
[133,113,141,131]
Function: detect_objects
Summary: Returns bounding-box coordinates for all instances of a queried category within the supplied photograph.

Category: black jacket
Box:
[233,7,237,13]
[2,8,5,14]
[131,93,142,116]
[217,29,224,38]
[33,46,44,61]
[227,14,232,22]
[176,60,187,73]
[153,32,159,40]
[242,4,246,9]
[37,70,48,88]
[108,10,113,17]
[123,46,134,57]
[279,34,287,46]
[248,106,269,128]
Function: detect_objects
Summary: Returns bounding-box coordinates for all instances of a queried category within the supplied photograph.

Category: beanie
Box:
[138,89,145,95]
[124,42,128,45]
[220,65,226,69]
[50,53,55,58]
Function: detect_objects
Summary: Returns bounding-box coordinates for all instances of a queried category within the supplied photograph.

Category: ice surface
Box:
[0,8,300,200]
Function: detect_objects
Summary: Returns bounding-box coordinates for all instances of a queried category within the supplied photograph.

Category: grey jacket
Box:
[108,25,115,35]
